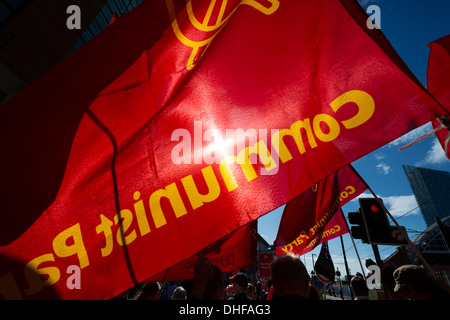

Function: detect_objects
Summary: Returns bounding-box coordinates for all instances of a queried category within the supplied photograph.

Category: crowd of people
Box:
[114,255,450,300]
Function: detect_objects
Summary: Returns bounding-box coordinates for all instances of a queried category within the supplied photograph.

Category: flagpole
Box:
[350,233,367,279]
[339,210,355,300]
[348,164,437,280]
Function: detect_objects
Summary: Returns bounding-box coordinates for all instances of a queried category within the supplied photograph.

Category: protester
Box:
[381,265,405,300]
[270,254,310,300]
[261,279,272,300]
[393,264,450,300]
[160,281,178,300]
[255,281,263,300]
[204,265,226,299]
[171,286,187,300]
[327,283,336,297]
[139,282,161,300]
[246,283,256,300]
[189,256,226,300]
[229,273,252,300]
[307,284,320,300]
[125,281,147,300]
[350,275,370,300]
[225,284,234,299]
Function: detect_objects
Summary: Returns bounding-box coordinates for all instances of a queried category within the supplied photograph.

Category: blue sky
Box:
[258,0,450,278]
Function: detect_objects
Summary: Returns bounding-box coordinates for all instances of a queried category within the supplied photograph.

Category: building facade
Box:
[0,0,144,104]
[403,165,450,227]
[384,216,450,286]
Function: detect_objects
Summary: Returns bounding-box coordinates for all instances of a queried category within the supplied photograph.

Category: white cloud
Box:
[351,193,420,217]
[388,123,432,148]
[376,162,391,175]
[416,137,448,166]
[373,153,386,161]
[383,195,420,217]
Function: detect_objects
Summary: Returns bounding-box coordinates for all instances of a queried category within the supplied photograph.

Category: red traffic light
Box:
[370,204,379,213]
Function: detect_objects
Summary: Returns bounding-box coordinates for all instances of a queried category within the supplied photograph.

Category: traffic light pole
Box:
[339,234,354,300]
[371,244,384,268]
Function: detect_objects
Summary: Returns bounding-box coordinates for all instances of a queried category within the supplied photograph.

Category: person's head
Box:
[232,273,249,294]
[271,254,310,298]
[381,265,404,300]
[393,265,435,300]
[140,282,161,300]
[171,286,187,300]
[350,276,368,297]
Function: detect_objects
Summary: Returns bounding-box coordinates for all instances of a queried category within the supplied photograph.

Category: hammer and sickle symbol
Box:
[165,0,280,70]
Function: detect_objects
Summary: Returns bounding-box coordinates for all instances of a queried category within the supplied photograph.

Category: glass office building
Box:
[0,0,145,103]
[403,165,450,227]
[68,0,145,56]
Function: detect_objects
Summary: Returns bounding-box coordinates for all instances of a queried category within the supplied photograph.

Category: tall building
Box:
[403,165,450,227]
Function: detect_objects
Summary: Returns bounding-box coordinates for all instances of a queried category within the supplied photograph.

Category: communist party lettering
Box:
[280,185,355,255]
[0,89,374,299]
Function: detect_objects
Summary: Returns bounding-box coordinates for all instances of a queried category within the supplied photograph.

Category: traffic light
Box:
[348,208,369,243]
[348,198,408,245]
[359,198,390,244]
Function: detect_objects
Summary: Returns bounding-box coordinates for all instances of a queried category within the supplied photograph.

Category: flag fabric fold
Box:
[427,34,450,159]
[146,221,257,282]
[0,0,447,299]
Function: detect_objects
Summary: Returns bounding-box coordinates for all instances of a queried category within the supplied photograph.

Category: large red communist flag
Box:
[0,0,448,299]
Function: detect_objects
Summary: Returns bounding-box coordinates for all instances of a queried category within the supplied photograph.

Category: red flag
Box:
[109,12,119,25]
[146,221,257,282]
[428,35,450,159]
[257,252,274,283]
[274,165,365,256]
[0,0,447,299]
[281,210,349,257]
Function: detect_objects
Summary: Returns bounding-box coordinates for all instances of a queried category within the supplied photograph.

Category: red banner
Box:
[146,221,257,282]
[274,166,365,256]
[294,210,349,256]
[428,35,450,159]
[257,252,274,282]
[0,0,447,299]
